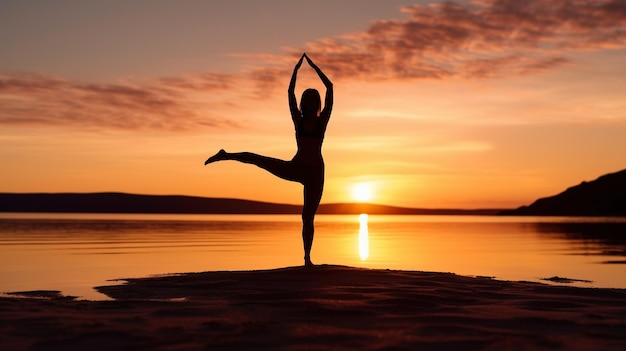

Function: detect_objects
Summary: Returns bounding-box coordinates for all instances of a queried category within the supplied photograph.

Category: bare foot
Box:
[204,149,227,165]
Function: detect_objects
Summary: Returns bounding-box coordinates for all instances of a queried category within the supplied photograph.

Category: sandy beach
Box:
[1,265,625,350]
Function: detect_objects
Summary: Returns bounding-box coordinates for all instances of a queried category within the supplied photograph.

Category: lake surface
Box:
[1,213,625,300]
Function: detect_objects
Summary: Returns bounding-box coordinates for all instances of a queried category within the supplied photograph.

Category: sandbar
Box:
[1,265,625,350]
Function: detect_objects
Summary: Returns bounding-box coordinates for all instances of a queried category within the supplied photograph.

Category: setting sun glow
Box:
[352,183,373,203]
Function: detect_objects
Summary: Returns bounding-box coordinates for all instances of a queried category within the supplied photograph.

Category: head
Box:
[300,88,321,117]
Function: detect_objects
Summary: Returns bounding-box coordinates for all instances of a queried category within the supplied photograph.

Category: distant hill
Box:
[0,193,300,214]
[0,192,503,215]
[501,169,626,216]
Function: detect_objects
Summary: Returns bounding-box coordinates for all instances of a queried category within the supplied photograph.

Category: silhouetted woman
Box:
[204,53,333,266]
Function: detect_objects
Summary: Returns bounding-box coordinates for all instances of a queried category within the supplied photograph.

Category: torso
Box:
[293,116,326,166]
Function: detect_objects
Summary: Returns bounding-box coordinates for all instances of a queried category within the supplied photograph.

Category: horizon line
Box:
[0,191,511,213]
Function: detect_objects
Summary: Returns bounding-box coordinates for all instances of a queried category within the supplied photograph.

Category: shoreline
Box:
[1,265,625,350]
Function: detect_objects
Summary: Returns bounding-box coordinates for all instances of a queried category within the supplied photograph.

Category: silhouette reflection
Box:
[359,214,369,260]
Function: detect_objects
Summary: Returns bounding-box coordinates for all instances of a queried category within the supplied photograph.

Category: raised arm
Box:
[289,54,305,123]
[304,53,333,119]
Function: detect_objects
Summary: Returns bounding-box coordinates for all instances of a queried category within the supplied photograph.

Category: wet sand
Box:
[1,265,625,350]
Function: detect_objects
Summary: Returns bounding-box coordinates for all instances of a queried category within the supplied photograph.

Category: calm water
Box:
[1,213,625,300]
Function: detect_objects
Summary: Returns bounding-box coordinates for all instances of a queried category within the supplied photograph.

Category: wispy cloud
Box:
[289,0,626,80]
[0,72,240,131]
[1,0,625,131]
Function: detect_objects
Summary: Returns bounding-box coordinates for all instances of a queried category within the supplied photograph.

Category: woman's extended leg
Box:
[205,149,298,182]
[302,180,323,266]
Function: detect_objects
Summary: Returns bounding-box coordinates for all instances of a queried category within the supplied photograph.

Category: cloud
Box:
[158,73,236,92]
[2,0,625,131]
[287,0,626,80]
[0,72,240,131]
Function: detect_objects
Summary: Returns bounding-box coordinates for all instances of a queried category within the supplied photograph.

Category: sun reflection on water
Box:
[359,214,369,260]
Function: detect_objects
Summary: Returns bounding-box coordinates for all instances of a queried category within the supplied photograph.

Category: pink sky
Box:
[1,0,626,208]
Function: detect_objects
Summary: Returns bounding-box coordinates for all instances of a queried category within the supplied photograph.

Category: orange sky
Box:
[1,0,626,209]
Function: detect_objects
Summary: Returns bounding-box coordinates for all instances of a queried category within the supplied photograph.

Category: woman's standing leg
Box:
[302,178,323,266]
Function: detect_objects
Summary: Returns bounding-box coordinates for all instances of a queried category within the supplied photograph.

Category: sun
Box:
[351,183,373,202]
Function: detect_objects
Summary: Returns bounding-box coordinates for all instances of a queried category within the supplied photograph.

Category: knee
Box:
[301,213,314,226]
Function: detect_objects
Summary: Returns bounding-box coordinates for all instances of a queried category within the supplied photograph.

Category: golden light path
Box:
[359,213,369,260]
